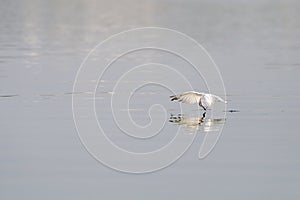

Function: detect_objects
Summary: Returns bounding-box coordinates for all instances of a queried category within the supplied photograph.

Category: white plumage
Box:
[170,91,227,110]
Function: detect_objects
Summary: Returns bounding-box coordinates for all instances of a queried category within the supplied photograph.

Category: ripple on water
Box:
[0,94,18,98]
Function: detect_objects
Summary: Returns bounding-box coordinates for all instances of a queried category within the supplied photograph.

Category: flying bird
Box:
[170,91,227,110]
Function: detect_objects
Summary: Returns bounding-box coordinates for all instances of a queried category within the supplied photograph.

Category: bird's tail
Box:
[214,95,227,103]
[219,97,227,103]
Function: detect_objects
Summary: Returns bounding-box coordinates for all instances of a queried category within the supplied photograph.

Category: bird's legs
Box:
[199,99,207,111]
[198,112,206,124]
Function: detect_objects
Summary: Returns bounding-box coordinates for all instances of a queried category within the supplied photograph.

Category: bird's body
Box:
[170,91,227,110]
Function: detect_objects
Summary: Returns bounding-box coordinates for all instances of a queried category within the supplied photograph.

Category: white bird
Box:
[170,91,227,110]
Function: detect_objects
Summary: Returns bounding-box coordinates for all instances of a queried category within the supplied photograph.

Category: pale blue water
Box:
[1,0,300,199]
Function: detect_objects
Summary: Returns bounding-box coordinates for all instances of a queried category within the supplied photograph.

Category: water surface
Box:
[1,0,300,199]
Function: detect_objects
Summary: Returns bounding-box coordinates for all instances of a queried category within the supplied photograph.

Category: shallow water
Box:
[1,0,300,199]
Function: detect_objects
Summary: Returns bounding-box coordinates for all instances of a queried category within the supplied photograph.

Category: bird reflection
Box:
[169,112,225,132]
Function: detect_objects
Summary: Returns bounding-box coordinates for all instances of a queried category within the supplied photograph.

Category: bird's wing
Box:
[170,91,203,104]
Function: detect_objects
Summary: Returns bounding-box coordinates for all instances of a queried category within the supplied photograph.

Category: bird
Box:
[170,91,227,110]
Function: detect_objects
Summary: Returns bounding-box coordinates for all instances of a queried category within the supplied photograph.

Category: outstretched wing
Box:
[170,91,203,104]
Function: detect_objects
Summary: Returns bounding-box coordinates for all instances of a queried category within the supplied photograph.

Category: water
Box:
[1,0,300,199]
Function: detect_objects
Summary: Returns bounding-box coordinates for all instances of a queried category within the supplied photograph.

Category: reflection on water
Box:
[169,112,226,132]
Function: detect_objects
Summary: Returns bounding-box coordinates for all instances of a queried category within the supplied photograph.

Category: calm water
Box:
[1,0,300,199]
